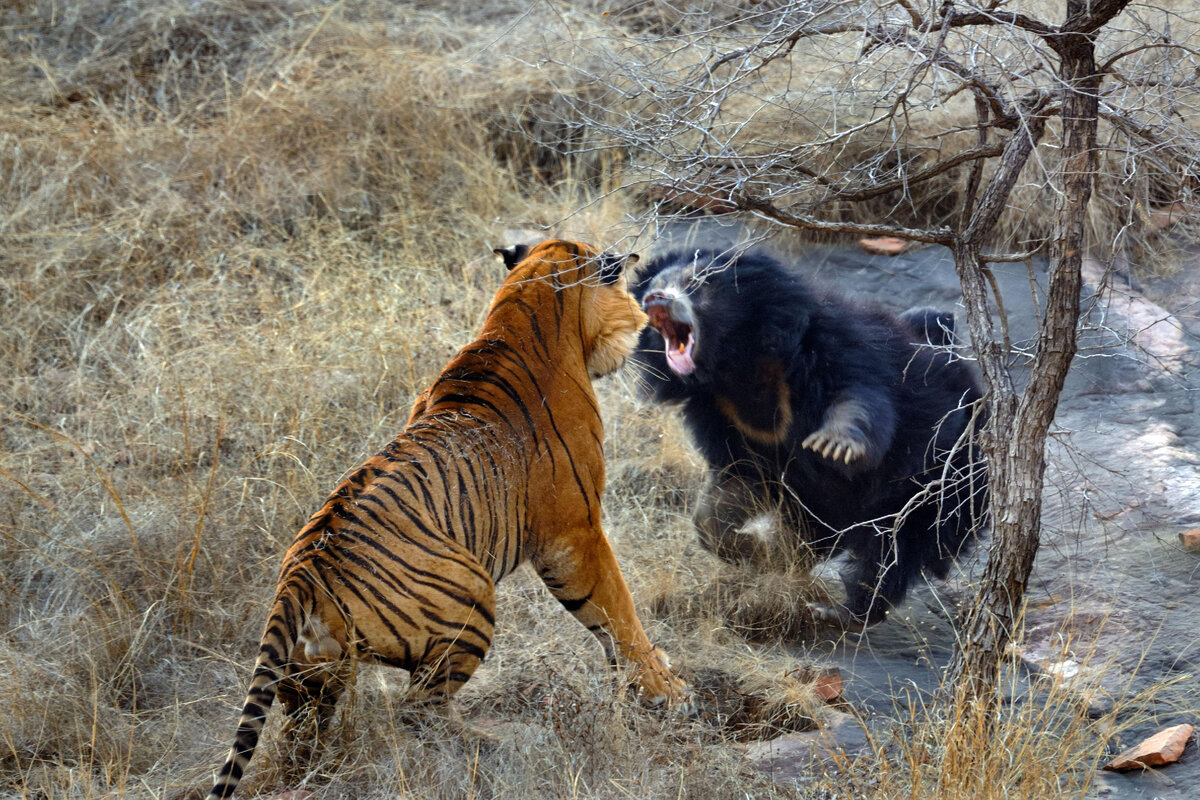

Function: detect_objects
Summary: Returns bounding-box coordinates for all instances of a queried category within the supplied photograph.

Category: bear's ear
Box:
[596,252,639,285]
[629,255,664,300]
[899,306,956,347]
[493,244,530,271]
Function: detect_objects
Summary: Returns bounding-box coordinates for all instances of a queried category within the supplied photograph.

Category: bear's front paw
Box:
[801,428,869,465]
[806,602,871,632]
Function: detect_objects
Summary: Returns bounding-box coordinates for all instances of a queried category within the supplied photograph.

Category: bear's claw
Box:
[801,430,867,464]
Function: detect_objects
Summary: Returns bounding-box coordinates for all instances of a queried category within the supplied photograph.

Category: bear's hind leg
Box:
[841,505,946,627]
[694,470,777,564]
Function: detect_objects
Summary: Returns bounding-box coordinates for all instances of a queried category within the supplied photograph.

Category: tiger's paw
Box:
[638,679,697,718]
[632,648,696,716]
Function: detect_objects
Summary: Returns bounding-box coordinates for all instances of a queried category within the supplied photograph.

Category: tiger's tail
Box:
[206,585,308,800]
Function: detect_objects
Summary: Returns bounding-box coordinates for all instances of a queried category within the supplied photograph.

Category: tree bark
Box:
[948,0,1126,700]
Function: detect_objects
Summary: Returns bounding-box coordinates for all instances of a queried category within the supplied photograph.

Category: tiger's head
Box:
[494,240,647,378]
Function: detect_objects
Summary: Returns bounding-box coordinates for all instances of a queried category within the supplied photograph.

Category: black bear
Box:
[632,245,988,628]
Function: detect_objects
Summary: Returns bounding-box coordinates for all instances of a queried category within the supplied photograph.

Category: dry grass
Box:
[0,1,1188,798]
[813,616,1191,800]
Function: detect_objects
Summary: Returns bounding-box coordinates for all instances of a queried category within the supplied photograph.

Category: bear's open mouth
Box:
[643,292,697,376]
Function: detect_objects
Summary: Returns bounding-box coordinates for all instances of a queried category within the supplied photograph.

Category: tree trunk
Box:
[948,0,1122,700]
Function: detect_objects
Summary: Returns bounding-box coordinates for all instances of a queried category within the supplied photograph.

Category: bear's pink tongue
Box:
[665,334,696,376]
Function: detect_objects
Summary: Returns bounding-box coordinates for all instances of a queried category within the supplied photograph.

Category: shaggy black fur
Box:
[633,246,988,627]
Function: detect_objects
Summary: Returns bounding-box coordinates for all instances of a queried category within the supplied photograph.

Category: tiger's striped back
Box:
[205,240,688,798]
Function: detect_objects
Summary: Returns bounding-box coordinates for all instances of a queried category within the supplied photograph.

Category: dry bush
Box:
[807,617,1189,800]
[532,0,1200,269]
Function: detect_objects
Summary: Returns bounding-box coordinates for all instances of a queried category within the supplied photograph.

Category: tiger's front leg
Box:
[533,530,691,710]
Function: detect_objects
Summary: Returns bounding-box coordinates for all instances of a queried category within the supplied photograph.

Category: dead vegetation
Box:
[537,0,1200,271]
[0,1,1191,798]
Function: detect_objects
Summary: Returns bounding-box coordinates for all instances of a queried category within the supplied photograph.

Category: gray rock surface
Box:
[744,710,871,786]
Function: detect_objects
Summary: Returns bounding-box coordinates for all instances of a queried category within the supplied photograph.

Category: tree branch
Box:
[1099,41,1200,74]
[942,10,1059,41]
[1064,0,1131,34]
[1099,104,1200,178]
[964,111,1050,240]
[698,139,1008,205]
[893,0,926,29]
[813,140,1008,203]
[733,193,955,244]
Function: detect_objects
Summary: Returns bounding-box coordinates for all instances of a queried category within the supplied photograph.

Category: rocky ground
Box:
[735,237,1199,798]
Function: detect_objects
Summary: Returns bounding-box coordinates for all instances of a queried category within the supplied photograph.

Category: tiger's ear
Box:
[493,244,530,271]
[596,252,639,285]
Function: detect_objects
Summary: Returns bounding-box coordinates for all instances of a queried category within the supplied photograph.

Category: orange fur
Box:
[204,240,687,799]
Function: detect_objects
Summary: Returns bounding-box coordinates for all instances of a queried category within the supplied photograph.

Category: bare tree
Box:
[534,0,1200,699]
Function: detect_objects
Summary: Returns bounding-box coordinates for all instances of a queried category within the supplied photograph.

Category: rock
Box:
[744,710,870,783]
[1103,724,1194,771]
[1147,202,1188,232]
[812,667,844,703]
[1179,528,1200,553]
[1080,258,1188,372]
[858,236,909,256]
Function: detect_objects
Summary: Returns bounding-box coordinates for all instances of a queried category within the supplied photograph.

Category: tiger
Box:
[204,239,690,799]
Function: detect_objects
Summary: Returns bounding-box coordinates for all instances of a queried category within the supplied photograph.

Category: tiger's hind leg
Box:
[533,529,691,711]
[403,568,496,711]
[275,660,353,772]
[276,617,353,771]
[406,632,491,710]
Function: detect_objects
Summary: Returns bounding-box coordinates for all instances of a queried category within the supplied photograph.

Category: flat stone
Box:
[858,236,909,256]
[1081,258,1188,372]
[744,710,870,782]
[1179,528,1200,553]
[1103,723,1193,771]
